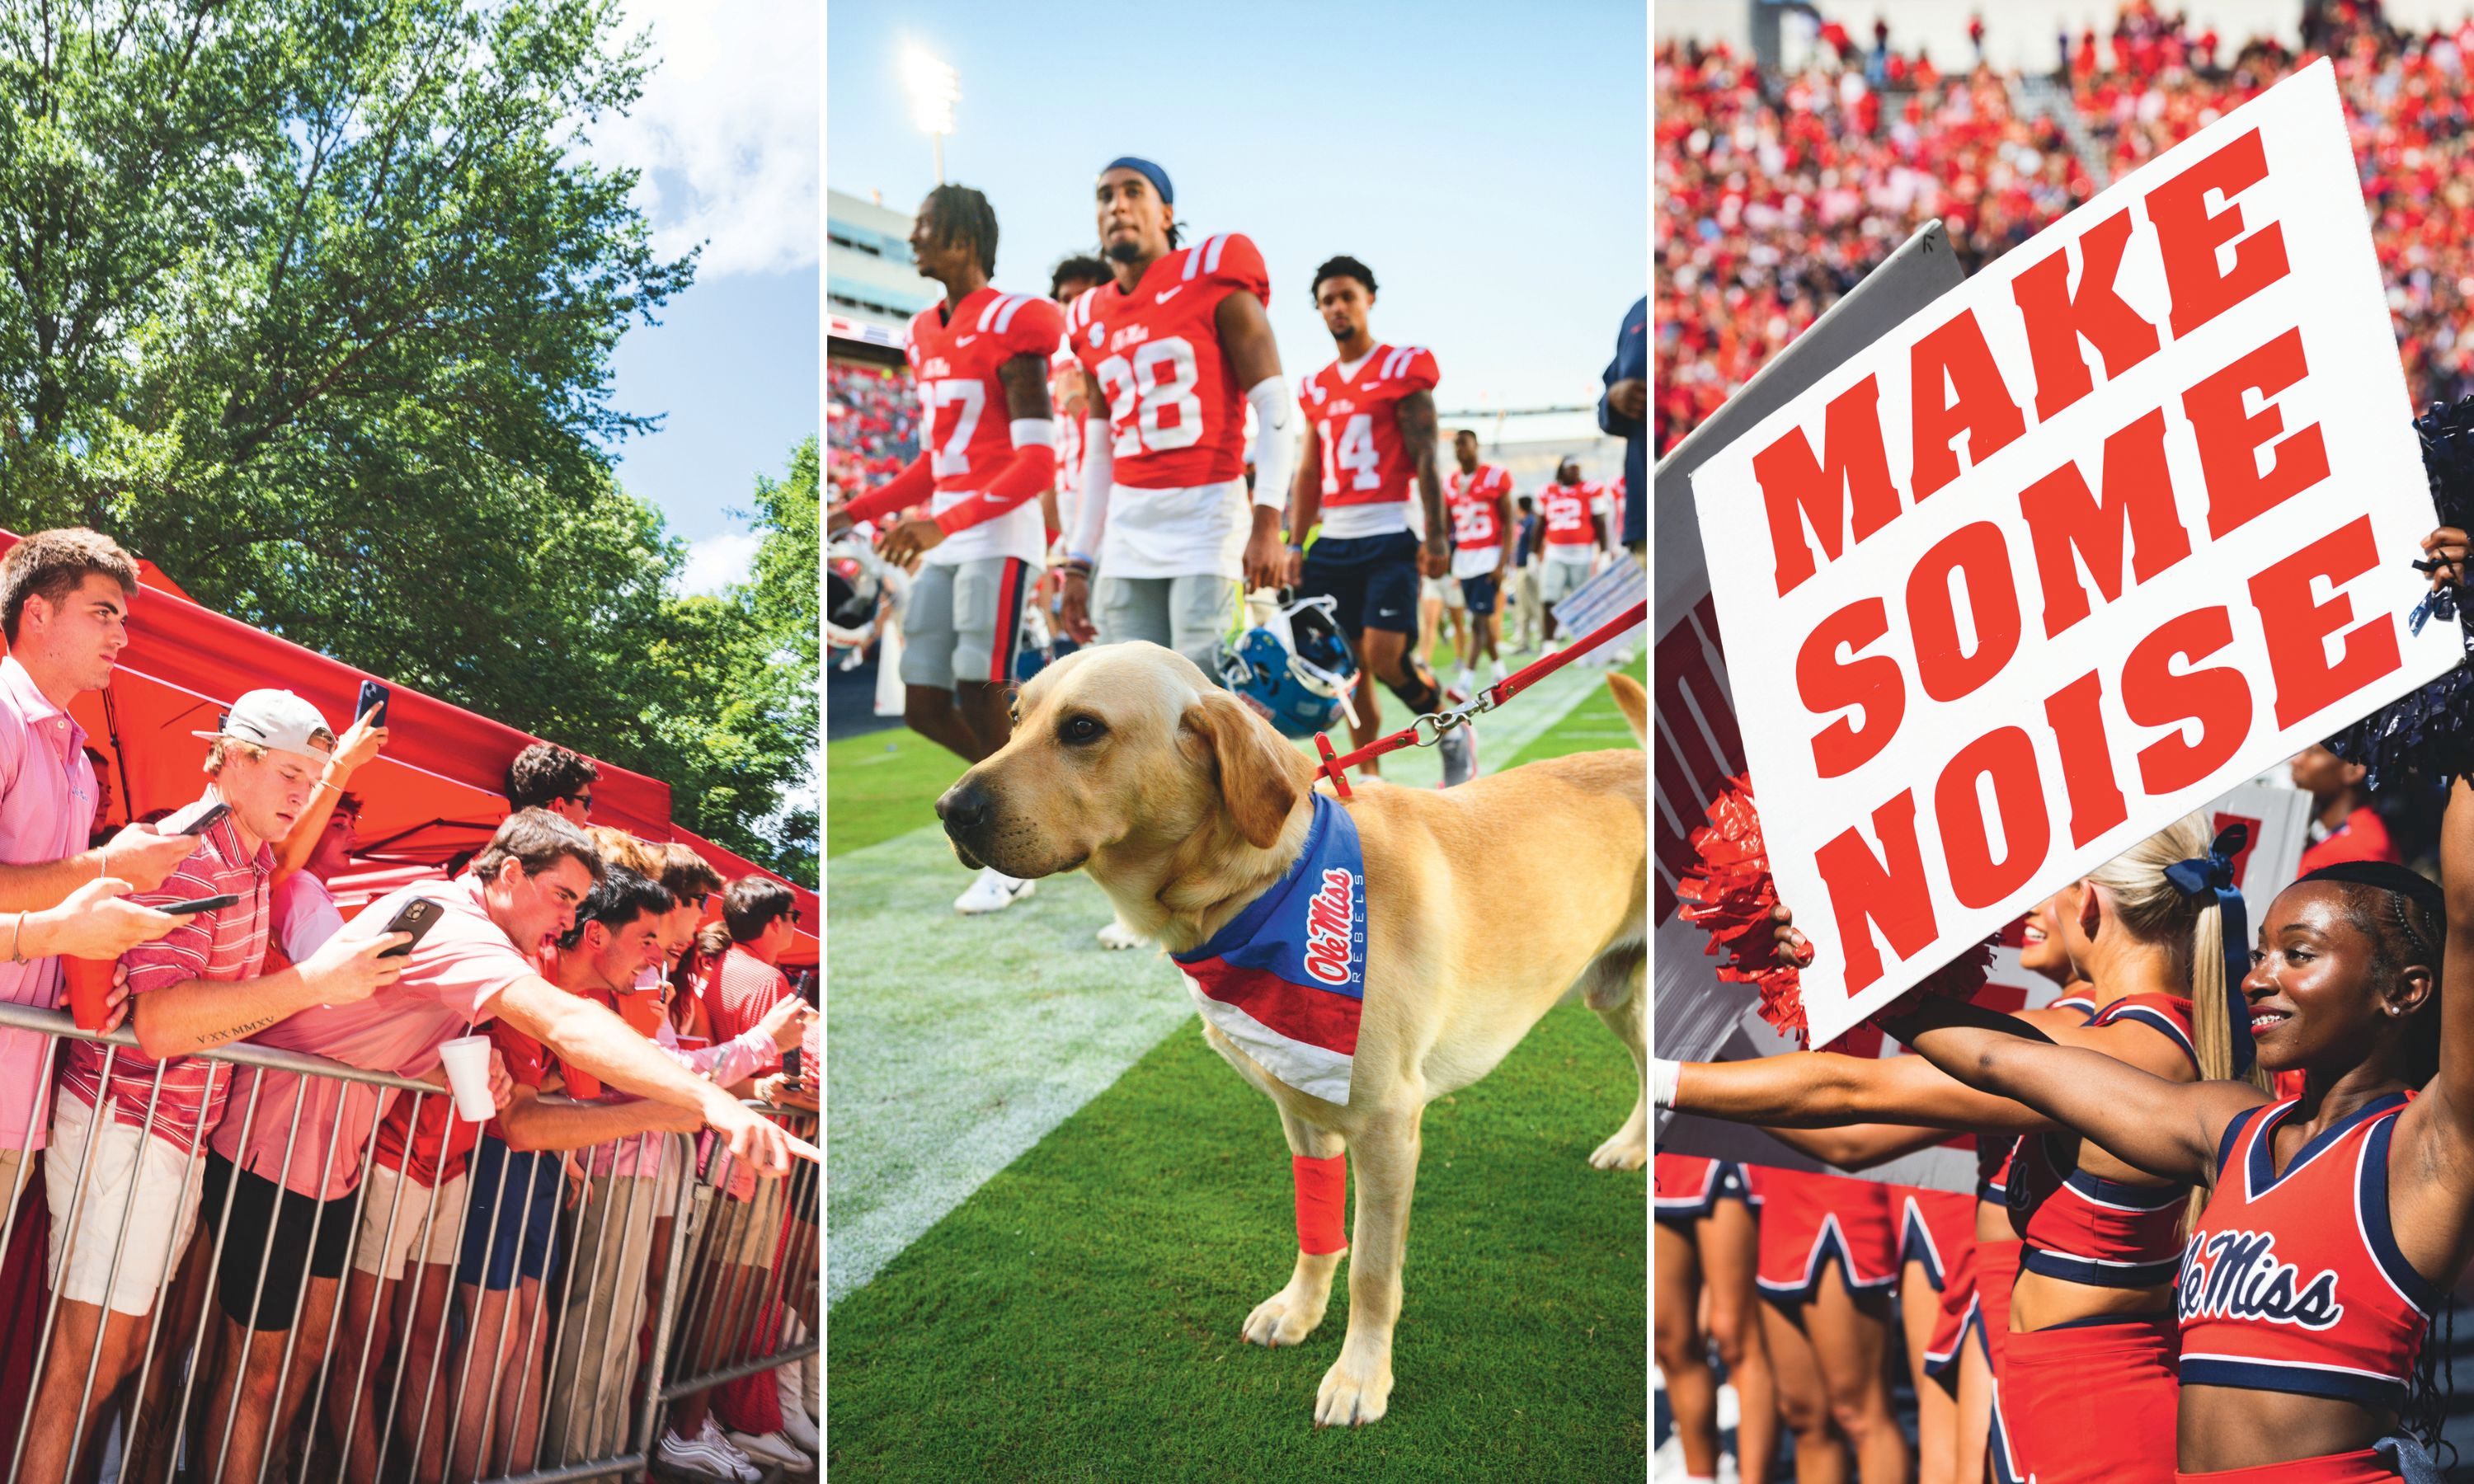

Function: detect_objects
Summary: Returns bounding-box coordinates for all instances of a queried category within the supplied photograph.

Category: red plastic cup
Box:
[63,956,115,1034]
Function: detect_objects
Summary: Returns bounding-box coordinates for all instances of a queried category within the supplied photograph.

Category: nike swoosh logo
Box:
[956,335,979,345]
[1155,288,1183,303]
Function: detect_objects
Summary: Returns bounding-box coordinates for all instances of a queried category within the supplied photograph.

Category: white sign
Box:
[1688,61,2458,1049]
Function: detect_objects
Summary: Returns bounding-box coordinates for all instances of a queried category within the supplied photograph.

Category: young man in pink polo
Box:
[193,809,800,1484]
[0,530,206,1224]
[22,691,412,1484]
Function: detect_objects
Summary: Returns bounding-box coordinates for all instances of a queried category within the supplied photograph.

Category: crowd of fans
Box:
[0,528,818,1483]
[826,359,920,500]
[1656,0,2474,456]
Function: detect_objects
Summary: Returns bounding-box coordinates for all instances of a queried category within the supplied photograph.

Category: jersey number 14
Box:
[1317,413,1380,494]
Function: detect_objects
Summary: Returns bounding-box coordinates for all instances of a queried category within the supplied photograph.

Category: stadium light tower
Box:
[901,45,958,184]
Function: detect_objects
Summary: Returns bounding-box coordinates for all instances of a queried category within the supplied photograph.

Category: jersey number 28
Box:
[1095,338,1204,457]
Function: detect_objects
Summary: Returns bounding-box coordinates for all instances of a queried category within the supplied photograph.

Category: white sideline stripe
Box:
[825,658,1615,1305]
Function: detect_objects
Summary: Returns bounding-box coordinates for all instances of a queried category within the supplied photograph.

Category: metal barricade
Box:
[0,1003,818,1484]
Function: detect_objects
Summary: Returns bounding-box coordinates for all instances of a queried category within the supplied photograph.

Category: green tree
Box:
[0,0,813,874]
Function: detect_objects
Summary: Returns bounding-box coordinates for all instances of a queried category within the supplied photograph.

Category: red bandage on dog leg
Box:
[1293,1153,1348,1254]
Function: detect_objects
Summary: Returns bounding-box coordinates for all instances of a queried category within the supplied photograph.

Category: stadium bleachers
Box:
[826,359,920,499]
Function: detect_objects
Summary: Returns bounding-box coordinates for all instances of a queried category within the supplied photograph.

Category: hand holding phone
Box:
[158,893,240,916]
[165,801,229,837]
[379,898,444,958]
[356,679,392,730]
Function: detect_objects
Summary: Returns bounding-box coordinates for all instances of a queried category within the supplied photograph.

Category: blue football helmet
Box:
[1220,594,1361,738]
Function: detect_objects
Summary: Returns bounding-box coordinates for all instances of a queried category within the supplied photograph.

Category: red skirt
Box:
[2176,1452,2397,1483]
[1754,1168,1898,1301]
[1978,1239,2025,1484]
[1898,1188,1977,1383]
[2002,1313,2179,1484]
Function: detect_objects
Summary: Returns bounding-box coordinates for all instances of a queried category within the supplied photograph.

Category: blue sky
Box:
[827,0,1645,440]
[587,0,820,588]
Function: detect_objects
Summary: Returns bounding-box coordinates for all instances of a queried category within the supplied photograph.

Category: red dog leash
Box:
[1311,598,1649,801]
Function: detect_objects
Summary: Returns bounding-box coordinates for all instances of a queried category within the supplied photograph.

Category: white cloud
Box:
[676,529,762,597]
[587,0,819,278]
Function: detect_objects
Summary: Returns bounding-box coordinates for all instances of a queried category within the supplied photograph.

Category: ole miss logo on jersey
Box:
[2180,1228,2345,1331]
[1063,232,1270,488]
[1301,345,1440,510]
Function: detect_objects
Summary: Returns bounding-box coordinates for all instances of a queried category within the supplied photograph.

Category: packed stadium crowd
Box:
[825,361,922,500]
[0,528,819,1483]
[1655,0,2474,456]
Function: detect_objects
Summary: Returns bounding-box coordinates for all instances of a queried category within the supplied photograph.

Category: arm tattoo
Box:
[1398,391,1446,541]
[201,1013,281,1049]
[998,353,1055,420]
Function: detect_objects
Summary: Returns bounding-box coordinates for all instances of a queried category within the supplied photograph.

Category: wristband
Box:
[1650,1058,1681,1111]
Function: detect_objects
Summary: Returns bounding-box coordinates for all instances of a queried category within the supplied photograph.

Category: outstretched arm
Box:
[1880,997,2264,1186]
[1760,1120,1973,1172]
[1667,1040,2059,1134]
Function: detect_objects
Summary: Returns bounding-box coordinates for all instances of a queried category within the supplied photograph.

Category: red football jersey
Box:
[1540,481,1597,547]
[1063,232,1270,487]
[1300,344,1441,511]
[905,288,1065,495]
[1446,463,1512,551]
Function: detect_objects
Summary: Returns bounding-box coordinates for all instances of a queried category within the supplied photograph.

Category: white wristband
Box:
[1651,1058,1681,1111]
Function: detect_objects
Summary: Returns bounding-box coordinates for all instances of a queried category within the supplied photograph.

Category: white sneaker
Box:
[836,646,865,672]
[1489,659,1508,687]
[1097,916,1150,951]
[1540,641,1559,658]
[776,1365,821,1453]
[954,866,1035,915]
[728,1427,811,1468]
[659,1420,762,1482]
[1454,668,1476,699]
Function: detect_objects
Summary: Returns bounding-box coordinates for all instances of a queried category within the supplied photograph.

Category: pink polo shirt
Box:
[211,874,537,1200]
[0,656,99,1151]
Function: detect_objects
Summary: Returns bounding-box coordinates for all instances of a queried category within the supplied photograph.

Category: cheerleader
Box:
[1654,819,2256,1484]
[1654,1158,1776,1484]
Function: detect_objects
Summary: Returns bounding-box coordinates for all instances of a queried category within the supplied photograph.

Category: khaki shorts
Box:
[350,1160,468,1280]
[46,1090,205,1316]
[1540,556,1592,606]
[1420,574,1465,609]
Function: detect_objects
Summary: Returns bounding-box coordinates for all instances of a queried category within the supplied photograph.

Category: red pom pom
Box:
[1677,776,1997,1048]
[1675,777,1810,1043]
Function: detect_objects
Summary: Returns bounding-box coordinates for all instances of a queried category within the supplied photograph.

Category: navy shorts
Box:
[458,1137,562,1290]
[1301,531,1420,636]
[1459,572,1499,617]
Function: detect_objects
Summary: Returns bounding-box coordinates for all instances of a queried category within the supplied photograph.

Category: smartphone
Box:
[158,893,240,915]
[172,802,229,836]
[783,1046,802,1081]
[378,898,444,958]
[355,679,391,729]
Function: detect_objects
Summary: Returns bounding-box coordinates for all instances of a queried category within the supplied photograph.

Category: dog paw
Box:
[1588,1127,1648,1170]
[1242,1285,1328,1348]
[1314,1350,1394,1427]
[1096,919,1150,951]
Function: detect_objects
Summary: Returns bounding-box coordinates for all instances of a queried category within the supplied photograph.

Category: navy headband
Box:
[2165,823,2253,1076]
[1102,156,1173,207]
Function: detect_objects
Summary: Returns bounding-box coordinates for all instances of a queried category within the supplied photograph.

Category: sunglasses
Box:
[564,791,594,810]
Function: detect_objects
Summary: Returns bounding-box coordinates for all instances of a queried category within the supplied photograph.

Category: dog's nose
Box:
[938,778,992,834]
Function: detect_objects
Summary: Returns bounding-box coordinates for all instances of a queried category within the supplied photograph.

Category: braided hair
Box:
[921,183,998,275]
[2297,861,2451,1459]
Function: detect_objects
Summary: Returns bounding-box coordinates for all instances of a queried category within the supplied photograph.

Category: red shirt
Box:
[1065,232,1270,488]
[1300,344,1441,523]
[61,801,272,1151]
[373,1083,486,1188]
[2296,805,2399,876]
[706,945,792,1078]
[1540,481,1598,550]
[905,288,1065,497]
[1446,464,1512,551]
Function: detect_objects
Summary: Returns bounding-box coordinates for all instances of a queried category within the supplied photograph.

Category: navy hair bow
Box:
[2163,824,2251,1076]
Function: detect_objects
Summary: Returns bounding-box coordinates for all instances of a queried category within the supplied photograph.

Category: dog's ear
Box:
[1185,691,1309,849]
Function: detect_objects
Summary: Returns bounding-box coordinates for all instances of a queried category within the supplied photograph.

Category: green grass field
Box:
[825,646,1649,1482]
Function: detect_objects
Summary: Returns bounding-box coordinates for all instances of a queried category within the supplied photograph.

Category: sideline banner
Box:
[1687,60,2455,1048]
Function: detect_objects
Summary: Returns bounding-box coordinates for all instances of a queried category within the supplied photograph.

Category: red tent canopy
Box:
[0,530,817,968]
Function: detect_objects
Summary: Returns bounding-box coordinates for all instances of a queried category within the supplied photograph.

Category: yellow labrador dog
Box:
[935,641,1648,1426]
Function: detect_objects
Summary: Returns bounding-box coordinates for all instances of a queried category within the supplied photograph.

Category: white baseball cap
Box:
[191,689,337,763]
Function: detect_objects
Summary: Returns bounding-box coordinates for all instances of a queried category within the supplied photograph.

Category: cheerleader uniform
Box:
[1754,1167,1898,1301]
[1653,1153,1760,1228]
[2173,1092,2434,1483]
[1898,1185,1979,1383]
[1990,993,2199,1484]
